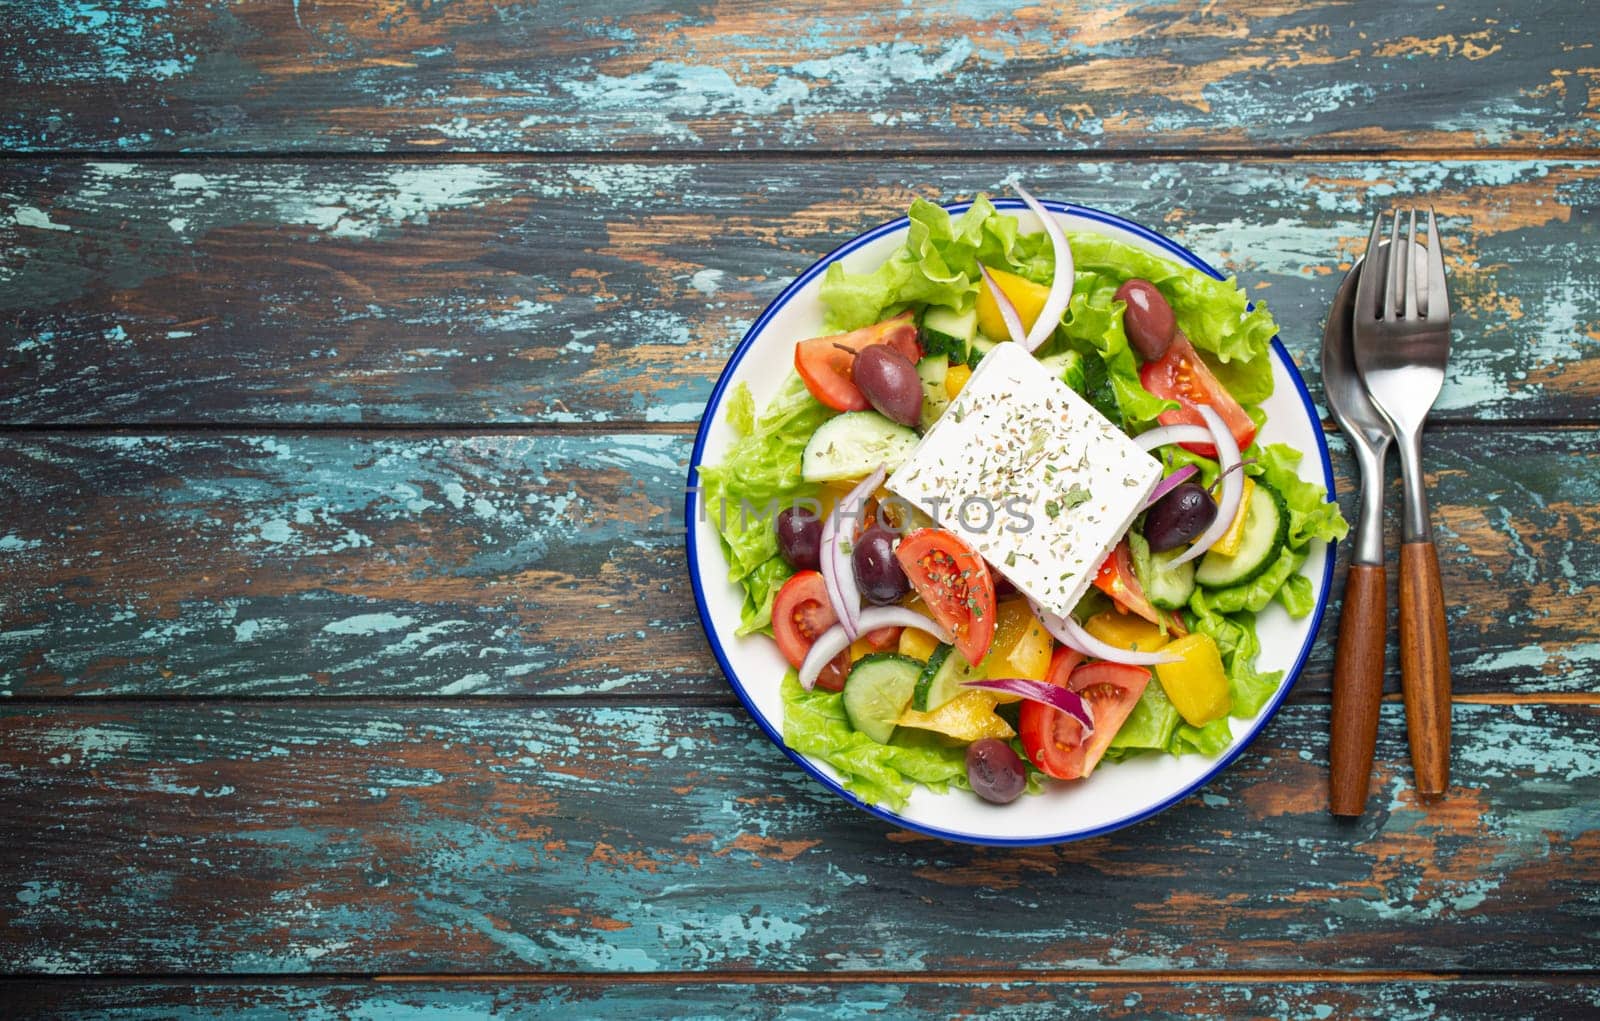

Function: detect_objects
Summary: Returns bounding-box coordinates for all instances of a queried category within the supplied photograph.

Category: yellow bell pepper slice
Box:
[976,265,1051,341]
[945,362,972,398]
[897,626,941,663]
[896,691,1016,742]
[1210,476,1255,558]
[982,599,1054,682]
[1084,611,1170,653]
[1154,633,1231,727]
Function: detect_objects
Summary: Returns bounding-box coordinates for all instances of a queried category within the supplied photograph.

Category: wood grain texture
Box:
[1399,542,1453,797]
[2,428,1597,699]
[1329,564,1386,816]
[1,702,1596,975]
[2,1,1595,154]
[8,978,1600,1020]
[4,159,1597,425]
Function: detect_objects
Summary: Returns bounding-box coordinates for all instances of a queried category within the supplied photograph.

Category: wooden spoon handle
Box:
[1329,564,1387,816]
[1399,540,1452,797]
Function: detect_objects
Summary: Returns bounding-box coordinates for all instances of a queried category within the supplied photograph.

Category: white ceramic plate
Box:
[686,200,1336,845]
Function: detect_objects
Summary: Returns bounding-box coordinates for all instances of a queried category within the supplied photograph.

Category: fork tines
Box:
[1362,208,1447,324]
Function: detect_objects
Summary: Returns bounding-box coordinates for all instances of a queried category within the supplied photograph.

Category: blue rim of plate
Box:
[684,199,1338,846]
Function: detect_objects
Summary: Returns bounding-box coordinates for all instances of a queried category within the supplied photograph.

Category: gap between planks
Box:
[3,147,1600,165]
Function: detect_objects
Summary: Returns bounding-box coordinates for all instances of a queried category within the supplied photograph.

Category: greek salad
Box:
[699,189,1347,810]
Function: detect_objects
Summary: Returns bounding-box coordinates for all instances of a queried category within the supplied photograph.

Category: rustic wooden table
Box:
[3,3,1598,1017]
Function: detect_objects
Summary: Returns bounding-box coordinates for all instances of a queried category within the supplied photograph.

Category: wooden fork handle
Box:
[1399,541,1452,797]
[1329,564,1386,816]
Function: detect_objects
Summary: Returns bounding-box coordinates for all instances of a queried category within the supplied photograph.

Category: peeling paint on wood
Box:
[3,0,1597,1003]
[0,429,1595,697]
[0,702,1596,974]
[0,433,696,697]
[8,977,1600,1020]
[0,2,1595,153]
[2,159,1597,424]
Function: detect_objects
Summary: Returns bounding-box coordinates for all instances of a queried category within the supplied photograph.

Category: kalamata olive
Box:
[851,525,909,604]
[775,506,822,571]
[1115,278,1176,361]
[1145,481,1218,553]
[966,737,1027,804]
[852,344,923,427]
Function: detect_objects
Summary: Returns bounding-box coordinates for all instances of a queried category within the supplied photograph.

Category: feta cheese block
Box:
[886,341,1163,618]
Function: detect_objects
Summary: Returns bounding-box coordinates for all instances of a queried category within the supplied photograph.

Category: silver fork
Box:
[1352,209,1453,798]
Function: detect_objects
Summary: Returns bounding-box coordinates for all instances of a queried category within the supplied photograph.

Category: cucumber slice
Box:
[968,333,998,365]
[921,306,976,364]
[1144,547,1197,610]
[1038,348,1088,395]
[916,355,950,431]
[842,653,924,744]
[800,411,920,483]
[1195,483,1288,589]
[912,642,987,713]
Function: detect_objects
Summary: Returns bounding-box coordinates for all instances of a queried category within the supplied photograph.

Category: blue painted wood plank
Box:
[0,702,1595,974]
[8,977,1600,1019]
[2,159,1596,425]
[1,2,1594,154]
[1,428,1595,698]
[0,432,694,697]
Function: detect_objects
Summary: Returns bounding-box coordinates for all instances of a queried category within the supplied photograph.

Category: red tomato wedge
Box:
[1045,644,1085,689]
[1093,540,1163,626]
[771,570,838,670]
[894,529,996,667]
[794,311,923,412]
[1139,333,1256,458]
[813,652,850,693]
[860,626,902,651]
[1020,659,1151,781]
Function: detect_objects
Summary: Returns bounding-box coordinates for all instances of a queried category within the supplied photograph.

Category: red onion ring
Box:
[978,264,1026,345]
[820,464,887,641]
[798,607,954,690]
[963,678,1094,732]
[1012,182,1075,353]
[1135,424,1214,452]
[817,504,852,641]
[1169,405,1243,567]
[1138,464,1199,512]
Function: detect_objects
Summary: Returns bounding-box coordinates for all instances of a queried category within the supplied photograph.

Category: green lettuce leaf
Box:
[817,199,1279,426]
[1277,573,1316,618]
[1257,443,1350,548]
[1205,350,1276,408]
[1187,606,1285,718]
[1068,232,1279,368]
[1056,285,1177,429]
[698,375,832,587]
[1103,676,1239,763]
[1173,717,1234,757]
[820,195,1055,331]
[781,673,970,810]
[1108,679,1182,755]
[736,555,794,637]
[727,381,757,436]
